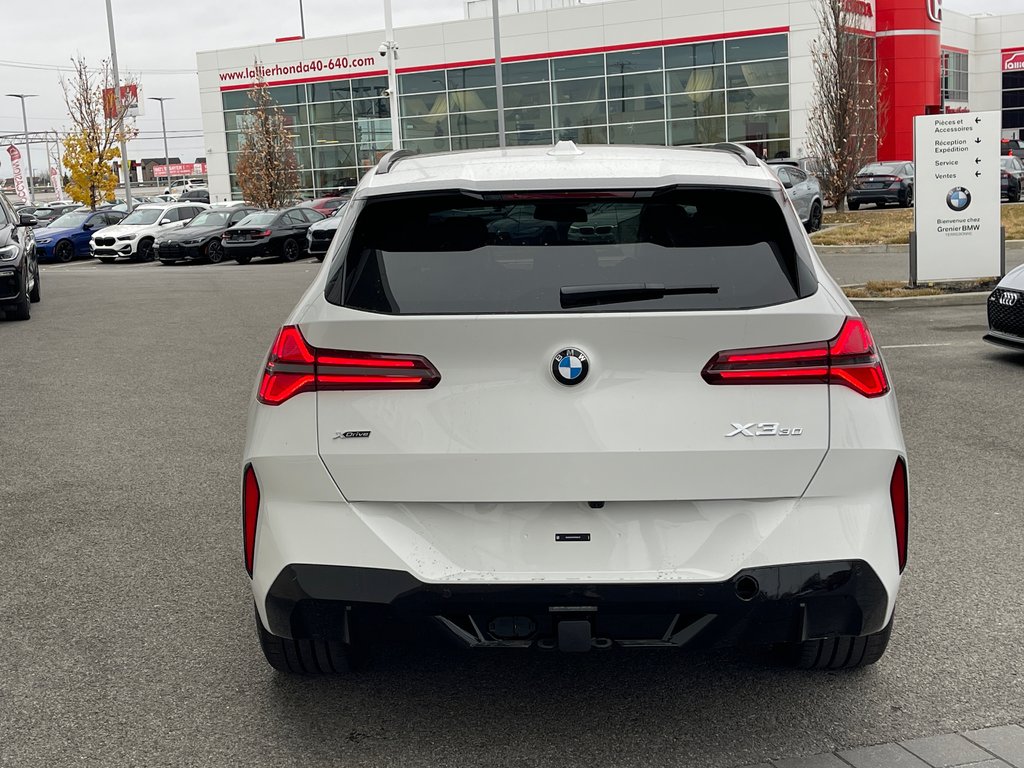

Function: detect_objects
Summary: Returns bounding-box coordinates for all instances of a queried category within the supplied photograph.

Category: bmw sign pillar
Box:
[912,111,1002,285]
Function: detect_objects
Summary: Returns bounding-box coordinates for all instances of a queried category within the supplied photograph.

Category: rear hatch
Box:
[308,188,838,503]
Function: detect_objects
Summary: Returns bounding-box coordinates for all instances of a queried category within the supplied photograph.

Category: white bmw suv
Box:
[243,142,908,673]
[91,201,208,263]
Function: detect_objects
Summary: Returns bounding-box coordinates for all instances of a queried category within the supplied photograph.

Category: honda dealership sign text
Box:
[913,111,1001,282]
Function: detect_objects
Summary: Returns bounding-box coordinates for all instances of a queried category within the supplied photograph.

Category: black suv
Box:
[0,194,40,320]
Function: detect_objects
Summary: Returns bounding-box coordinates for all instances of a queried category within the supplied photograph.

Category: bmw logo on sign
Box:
[946,187,972,212]
[552,348,589,386]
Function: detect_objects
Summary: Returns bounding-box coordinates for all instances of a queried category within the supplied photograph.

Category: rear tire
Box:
[1011,184,1021,204]
[206,239,225,264]
[234,254,252,265]
[137,238,155,261]
[806,201,823,233]
[847,201,860,211]
[899,188,913,208]
[255,609,352,674]
[788,615,894,670]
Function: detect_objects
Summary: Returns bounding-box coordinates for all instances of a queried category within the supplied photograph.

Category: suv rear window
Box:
[327,189,815,314]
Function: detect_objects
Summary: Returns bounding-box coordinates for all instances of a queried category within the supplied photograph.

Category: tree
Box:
[60,56,137,210]
[235,70,300,208]
[806,0,887,212]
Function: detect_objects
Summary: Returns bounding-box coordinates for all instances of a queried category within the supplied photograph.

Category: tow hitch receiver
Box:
[557,620,593,652]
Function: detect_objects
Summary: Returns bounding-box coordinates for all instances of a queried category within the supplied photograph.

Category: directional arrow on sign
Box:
[975,171,982,177]
[975,117,982,124]
[976,157,982,164]
[975,138,982,143]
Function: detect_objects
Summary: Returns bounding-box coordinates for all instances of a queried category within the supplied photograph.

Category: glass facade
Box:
[222,33,791,197]
[941,49,969,103]
[1003,69,1024,135]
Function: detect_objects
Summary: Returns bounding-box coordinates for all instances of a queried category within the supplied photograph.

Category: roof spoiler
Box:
[696,142,761,167]
[375,149,417,175]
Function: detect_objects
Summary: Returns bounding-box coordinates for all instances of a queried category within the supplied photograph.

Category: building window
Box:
[220,33,792,196]
[942,50,969,103]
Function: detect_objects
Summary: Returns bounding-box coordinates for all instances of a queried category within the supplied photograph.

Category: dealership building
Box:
[196,0,1024,202]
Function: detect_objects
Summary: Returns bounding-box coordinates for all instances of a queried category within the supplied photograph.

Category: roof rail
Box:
[704,142,760,167]
[376,149,416,175]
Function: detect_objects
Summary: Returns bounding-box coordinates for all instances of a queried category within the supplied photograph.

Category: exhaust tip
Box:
[735,575,759,602]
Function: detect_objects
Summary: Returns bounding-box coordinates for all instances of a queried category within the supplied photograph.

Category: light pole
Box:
[491,0,506,147]
[6,94,37,203]
[148,97,173,194]
[299,0,305,38]
[104,0,133,210]
[381,0,402,150]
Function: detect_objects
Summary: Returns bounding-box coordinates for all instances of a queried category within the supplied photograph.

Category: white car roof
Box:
[359,142,780,197]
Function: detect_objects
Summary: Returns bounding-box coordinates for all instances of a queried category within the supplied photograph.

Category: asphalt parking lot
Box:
[2,261,1023,768]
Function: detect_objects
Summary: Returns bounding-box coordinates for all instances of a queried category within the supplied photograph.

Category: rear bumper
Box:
[224,242,271,258]
[263,559,890,647]
[847,188,906,205]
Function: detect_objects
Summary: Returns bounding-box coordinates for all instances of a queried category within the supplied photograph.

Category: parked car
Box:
[0,193,40,320]
[1002,138,1024,159]
[27,203,80,228]
[768,164,824,231]
[154,205,259,264]
[35,209,126,262]
[301,195,349,217]
[1000,156,1023,203]
[222,206,325,263]
[243,142,907,674]
[163,178,207,197]
[305,204,347,261]
[847,162,915,210]
[90,202,208,263]
[180,188,211,204]
[984,265,1024,350]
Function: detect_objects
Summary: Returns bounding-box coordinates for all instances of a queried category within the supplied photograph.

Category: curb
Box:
[848,291,990,306]
[815,240,1024,254]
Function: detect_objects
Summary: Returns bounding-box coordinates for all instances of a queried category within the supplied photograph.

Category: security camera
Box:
[378,43,388,57]
[382,88,393,98]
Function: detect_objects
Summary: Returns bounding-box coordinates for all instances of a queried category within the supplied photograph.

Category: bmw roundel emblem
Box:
[552,348,589,386]
[946,186,972,212]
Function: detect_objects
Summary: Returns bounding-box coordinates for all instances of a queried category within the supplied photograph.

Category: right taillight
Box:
[701,317,889,398]
[890,457,908,573]
[257,325,441,406]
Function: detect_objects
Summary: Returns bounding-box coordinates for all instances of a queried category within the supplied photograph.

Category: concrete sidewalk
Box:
[736,724,1024,768]
[815,244,1024,287]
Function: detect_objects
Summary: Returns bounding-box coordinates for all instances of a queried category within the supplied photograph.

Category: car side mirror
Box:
[82,222,94,230]
[160,218,172,225]
[19,214,38,227]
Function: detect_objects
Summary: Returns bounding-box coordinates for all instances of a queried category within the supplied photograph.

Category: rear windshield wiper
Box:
[560,282,719,309]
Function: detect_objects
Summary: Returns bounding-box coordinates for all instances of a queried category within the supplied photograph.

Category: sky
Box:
[0,0,1017,180]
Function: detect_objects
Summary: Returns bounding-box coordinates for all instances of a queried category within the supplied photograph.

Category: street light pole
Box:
[299,0,306,38]
[382,0,401,150]
[104,0,133,211]
[491,0,506,147]
[149,97,173,195]
[6,94,37,203]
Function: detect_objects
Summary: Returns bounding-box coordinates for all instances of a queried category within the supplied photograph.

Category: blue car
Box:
[34,209,126,262]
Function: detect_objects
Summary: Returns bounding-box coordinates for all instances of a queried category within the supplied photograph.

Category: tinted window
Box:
[858,163,903,176]
[229,209,252,224]
[284,211,305,226]
[103,212,124,226]
[238,213,278,227]
[788,168,807,183]
[329,190,814,315]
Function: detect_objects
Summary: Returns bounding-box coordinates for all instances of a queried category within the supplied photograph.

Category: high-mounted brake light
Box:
[701,317,889,397]
[257,325,441,405]
[242,464,260,577]
[890,457,909,573]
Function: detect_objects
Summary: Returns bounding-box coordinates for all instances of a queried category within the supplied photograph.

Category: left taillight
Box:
[257,325,441,406]
[890,457,908,573]
[701,316,889,398]
[242,464,260,577]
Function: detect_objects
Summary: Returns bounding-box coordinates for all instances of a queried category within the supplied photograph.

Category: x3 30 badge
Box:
[726,422,803,437]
